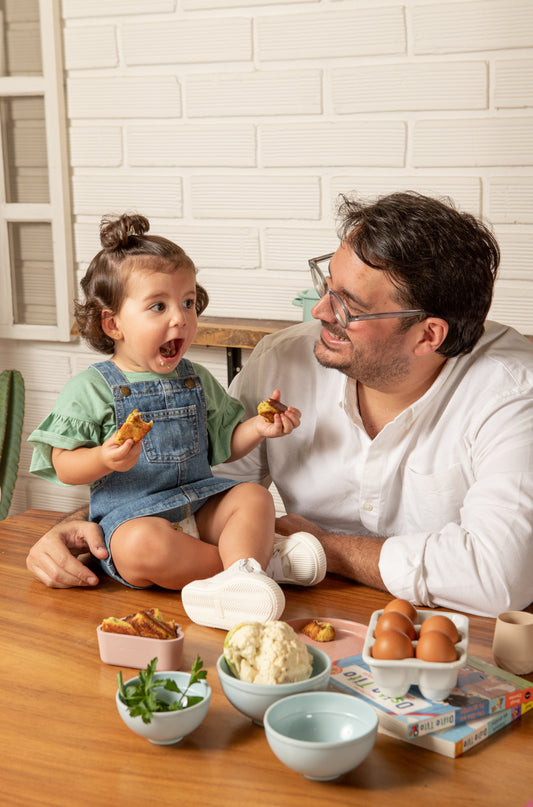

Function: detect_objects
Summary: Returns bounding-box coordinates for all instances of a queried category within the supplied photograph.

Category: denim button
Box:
[119,386,131,396]
[185,378,195,388]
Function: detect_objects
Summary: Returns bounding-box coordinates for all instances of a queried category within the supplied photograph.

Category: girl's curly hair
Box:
[74,213,208,354]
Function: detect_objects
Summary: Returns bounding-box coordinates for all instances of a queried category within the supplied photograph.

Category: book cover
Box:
[330,653,533,738]
[379,703,532,758]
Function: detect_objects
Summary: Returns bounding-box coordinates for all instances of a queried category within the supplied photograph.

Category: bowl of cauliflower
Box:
[217,621,332,726]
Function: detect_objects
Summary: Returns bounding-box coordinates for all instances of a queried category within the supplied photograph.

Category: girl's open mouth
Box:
[159,339,181,361]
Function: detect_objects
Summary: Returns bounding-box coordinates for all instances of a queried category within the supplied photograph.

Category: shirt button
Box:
[363,502,373,512]
[185,378,195,388]
[119,386,131,397]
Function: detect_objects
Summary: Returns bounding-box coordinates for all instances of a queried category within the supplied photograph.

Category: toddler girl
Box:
[29,214,326,628]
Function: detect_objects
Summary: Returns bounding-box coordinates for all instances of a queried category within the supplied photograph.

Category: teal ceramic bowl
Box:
[116,670,211,745]
[217,645,331,726]
[263,691,378,781]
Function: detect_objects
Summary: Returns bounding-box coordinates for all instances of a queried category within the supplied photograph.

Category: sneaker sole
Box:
[181,575,285,630]
[272,532,327,586]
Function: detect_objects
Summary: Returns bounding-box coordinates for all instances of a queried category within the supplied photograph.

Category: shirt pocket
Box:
[402,462,467,530]
[142,406,200,463]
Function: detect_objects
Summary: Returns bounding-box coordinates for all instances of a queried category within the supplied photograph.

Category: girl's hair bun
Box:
[100,213,150,250]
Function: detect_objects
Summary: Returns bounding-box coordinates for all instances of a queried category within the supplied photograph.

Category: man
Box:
[26,192,533,616]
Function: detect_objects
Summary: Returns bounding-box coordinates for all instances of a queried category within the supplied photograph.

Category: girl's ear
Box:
[101,309,122,341]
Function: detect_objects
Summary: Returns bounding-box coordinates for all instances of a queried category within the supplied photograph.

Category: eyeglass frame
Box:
[308,253,427,329]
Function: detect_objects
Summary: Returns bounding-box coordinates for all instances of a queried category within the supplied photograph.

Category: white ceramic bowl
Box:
[115,670,211,744]
[216,644,332,726]
[264,691,378,781]
[362,609,469,700]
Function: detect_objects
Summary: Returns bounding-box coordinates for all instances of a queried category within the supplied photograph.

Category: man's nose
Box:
[311,291,334,322]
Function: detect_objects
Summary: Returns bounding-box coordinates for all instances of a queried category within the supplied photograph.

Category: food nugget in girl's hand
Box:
[114,409,153,445]
[257,397,289,422]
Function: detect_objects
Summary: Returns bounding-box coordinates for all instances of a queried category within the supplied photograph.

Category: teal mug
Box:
[292,288,320,322]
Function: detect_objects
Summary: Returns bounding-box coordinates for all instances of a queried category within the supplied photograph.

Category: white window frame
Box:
[0,0,73,341]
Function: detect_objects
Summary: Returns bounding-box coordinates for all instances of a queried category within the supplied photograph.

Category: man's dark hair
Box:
[337,191,500,357]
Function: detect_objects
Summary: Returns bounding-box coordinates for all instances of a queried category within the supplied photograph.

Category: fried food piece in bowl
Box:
[300,620,336,643]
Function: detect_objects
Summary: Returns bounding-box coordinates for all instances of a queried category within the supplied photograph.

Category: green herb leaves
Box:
[118,655,207,724]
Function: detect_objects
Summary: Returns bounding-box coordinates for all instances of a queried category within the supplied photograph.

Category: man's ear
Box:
[101,309,122,341]
[412,317,448,356]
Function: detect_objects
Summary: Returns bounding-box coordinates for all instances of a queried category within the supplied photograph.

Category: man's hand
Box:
[26,516,108,588]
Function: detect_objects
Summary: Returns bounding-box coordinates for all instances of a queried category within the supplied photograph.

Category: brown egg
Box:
[375,610,416,641]
[372,629,415,660]
[415,630,457,662]
[419,615,459,644]
[382,598,418,624]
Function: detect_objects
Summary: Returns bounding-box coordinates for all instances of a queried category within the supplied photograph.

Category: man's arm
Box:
[26,506,108,589]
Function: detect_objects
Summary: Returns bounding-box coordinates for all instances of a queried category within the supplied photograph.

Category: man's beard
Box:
[313,323,410,388]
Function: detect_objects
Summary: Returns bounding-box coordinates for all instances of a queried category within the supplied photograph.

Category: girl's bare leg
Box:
[194,482,276,571]
[110,517,223,589]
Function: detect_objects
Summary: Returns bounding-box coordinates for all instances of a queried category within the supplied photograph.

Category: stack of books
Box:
[330,653,533,757]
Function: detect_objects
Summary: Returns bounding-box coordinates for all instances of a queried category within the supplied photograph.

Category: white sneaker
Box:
[266,532,327,587]
[181,558,285,630]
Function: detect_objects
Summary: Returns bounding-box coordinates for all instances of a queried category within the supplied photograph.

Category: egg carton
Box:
[362,609,469,701]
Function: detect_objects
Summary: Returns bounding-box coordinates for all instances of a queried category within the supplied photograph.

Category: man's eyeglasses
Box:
[308,253,427,330]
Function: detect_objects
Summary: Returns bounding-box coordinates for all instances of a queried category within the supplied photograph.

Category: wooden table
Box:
[2,510,532,807]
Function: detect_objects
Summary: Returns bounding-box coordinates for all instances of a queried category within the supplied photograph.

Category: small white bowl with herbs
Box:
[116,655,210,745]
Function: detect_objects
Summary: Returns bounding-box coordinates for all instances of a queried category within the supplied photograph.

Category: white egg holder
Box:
[362,609,469,701]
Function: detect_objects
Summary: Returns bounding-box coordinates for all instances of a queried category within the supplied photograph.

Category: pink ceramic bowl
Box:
[97,623,185,670]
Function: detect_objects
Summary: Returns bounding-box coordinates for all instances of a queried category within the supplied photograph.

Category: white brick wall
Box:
[412,0,533,53]
[186,70,322,118]
[2,0,533,517]
[127,125,257,167]
[122,18,252,65]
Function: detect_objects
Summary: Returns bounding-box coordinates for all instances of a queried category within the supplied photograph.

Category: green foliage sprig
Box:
[118,655,207,724]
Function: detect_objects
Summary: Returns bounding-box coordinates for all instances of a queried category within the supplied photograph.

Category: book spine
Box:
[453,708,519,757]
[416,704,527,758]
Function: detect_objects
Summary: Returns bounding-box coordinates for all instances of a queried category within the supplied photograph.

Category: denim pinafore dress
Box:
[90,359,240,586]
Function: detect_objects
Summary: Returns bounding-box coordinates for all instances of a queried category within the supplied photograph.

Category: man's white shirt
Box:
[215,320,533,616]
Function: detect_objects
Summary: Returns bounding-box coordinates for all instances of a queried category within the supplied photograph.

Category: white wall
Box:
[1,0,533,516]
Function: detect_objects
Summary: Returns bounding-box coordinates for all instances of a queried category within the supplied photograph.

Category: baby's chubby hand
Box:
[256,389,301,437]
[100,432,144,472]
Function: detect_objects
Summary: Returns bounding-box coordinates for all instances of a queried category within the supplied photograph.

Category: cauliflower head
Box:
[223,620,313,685]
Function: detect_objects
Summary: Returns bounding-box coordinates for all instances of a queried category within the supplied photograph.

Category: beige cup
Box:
[492,611,533,675]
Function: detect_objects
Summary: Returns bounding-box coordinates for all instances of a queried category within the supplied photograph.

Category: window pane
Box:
[0,0,42,76]
[1,95,49,203]
[9,221,56,325]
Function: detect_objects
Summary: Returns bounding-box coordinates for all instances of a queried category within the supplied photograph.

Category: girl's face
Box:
[104,266,198,374]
